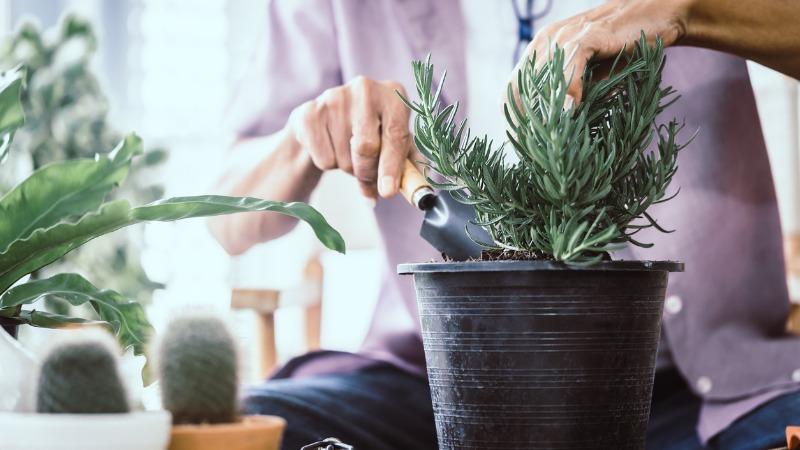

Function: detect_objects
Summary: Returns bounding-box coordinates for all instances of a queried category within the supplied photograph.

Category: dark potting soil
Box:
[436,249,612,262]
[478,249,556,261]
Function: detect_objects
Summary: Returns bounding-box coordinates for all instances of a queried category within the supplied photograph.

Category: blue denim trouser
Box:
[243,364,799,450]
[646,369,799,449]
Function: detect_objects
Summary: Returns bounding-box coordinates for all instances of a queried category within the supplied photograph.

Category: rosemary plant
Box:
[399,34,688,264]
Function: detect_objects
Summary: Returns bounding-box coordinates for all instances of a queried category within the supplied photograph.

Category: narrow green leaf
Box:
[0,194,345,293]
[398,37,686,263]
[131,195,345,253]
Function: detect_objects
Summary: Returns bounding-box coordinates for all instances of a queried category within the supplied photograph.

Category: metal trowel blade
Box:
[419,190,494,261]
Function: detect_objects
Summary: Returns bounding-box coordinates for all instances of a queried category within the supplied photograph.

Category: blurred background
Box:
[1,0,798,397]
[0,0,383,397]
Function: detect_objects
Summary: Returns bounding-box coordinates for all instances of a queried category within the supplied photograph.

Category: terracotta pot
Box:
[788,426,800,449]
[168,415,286,450]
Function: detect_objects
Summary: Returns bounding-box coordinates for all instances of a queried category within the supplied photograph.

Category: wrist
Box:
[675,0,708,46]
[658,0,693,44]
[282,125,320,176]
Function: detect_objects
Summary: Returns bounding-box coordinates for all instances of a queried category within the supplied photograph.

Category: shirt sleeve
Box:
[225,0,342,137]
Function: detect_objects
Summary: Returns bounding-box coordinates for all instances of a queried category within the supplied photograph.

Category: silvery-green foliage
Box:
[399,34,688,264]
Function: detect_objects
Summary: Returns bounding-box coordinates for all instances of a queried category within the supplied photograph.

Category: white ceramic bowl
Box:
[0,410,172,450]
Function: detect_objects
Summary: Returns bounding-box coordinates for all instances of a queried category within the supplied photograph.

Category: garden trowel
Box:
[400,160,493,260]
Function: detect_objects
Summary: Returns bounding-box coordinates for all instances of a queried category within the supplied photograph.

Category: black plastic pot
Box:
[398,260,682,450]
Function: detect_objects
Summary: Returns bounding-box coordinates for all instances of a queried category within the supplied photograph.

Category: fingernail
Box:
[563,94,574,111]
[379,175,395,197]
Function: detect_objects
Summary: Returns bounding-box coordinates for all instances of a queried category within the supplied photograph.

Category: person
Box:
[209,0,800,448]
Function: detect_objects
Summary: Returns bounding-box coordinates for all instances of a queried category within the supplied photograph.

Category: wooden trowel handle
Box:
[400,159,435,210]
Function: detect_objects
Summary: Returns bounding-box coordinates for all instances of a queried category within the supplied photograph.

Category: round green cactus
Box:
[158,315,238,424]
[36,336,130,414]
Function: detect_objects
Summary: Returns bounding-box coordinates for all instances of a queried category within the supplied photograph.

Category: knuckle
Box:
[356,171,377,183]
[302,100,323,123]
[353,157,378,181]
[320,86,348,108]
[350,76,377,106]
[384,123,410,142]
[294,101,319,130]
[311,151,336,171]
[383,80,405,95]
[553,25,572,43]
[538,23,560,40]
[544,21,561,32]
[319,159,336,171]
[338,158,353,174]
[318,88,337,105]
[349,75,373,92]
[353,136,380,157]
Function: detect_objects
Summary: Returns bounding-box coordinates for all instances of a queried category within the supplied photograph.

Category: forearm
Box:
[681,0,800,78]
[209,128,323,255]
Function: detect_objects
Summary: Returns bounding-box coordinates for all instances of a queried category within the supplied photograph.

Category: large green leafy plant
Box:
[0,16,167,310]
[400,35,688,264]
[0,66,345,369]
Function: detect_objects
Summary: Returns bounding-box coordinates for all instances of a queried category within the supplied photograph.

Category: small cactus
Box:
[36,332,130,414]
[158,315,238,424]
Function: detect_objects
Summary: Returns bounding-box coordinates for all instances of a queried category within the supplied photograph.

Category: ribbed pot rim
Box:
[398,259,683,274]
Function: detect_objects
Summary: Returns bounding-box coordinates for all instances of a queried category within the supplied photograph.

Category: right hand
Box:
[505,0,688,108]
[288,76,415,200]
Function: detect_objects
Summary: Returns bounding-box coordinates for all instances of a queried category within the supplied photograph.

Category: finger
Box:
[551,24,590,106]
[532,21,566,69]
[562,43,589,106]
[559,23,621,105]
[292,100,336,171]
[503,59,524,119]
[319,87,354,174]
[503,22,563,114]
[377,82,411,198]
[349,76,381,199]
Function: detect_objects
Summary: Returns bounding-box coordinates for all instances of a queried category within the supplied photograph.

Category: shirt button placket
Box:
[665,295,683,315]
[697,376,713,394]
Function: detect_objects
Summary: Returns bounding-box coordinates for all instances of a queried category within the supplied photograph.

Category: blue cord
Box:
[511,0,553,66]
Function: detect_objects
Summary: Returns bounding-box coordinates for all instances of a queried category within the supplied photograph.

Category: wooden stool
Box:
[230,256,323,378]
[785,234,800,334]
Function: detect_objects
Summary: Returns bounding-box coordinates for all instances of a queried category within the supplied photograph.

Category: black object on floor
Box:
[243,364,438,450]
[301,437,353,450]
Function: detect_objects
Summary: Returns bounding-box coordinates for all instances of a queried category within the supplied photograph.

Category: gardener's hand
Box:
[288,76,413,200]
[507,0,688,107]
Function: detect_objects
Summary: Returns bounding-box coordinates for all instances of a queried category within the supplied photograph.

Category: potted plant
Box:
[0,15,170,314]
[157,315,285,450]
[0,64,344,389]
[0,330,172,450]
[398,35,688,449]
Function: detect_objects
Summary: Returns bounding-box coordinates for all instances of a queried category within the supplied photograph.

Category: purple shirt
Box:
[229,0,800,443]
